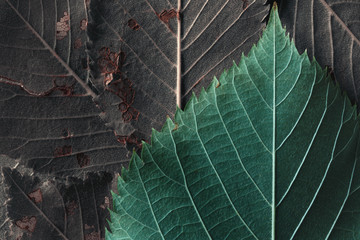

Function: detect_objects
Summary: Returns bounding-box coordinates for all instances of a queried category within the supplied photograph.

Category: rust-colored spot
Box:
[128,18,140,30]
[80,19,88,31]
[242,0,249,9]
[172,123,178,131]
[157,9,178,25]
[84,224,94,230]
[77,153,90,168]
[118,102,129,113]
[27,189,42,203]
[56,12,70,40]
[216,81,221,88]
[116,133,143,148]
[15,216,36,233]
[61,128,73,139]
[85,231,100,240]
[74,38,82,49]
[66,201,78,216]
[54,145,72,157]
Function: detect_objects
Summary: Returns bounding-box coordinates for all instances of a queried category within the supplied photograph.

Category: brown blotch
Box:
[80,19,88,31]
[56,12,70,40]
[128,19,140,30]
[116,133,142,148]
[172,123,178,131]
[84,224,94,230]
[157,9,178,25]
[216,81,221,88]
[54,145,72,157]
[74,38,82,49]
[27,189,42,203]
[66,201,78,216]
[15,216,36,233]
[76,153,90,168]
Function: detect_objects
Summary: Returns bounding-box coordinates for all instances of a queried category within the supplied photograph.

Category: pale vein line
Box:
[275,48,293,78]
[183,28,264,98]
[329,15,334,68]
[290,98,346,239]
[276,82,329,207]
[276,64,316,151]
[182,0,255,76]
[166,122,212,239]
[349,40,358,103]
[271,17,276,239]
[181,0,210,41]
[231,66,272,153]
[144,142,184,186]
[253,53,272,81]
[53,0,57,49]
[73,182,85,240]
[176,0,181,107]
[191,103,260,240]
[3,168,70,240]
[99,15,174,92]
[241,55,272,110]
[4,0,96,97]
[182,0,191,11]
[143,0,176,37]
[214,67,271,206]
[276,57,305,107]
[325,145,358,239]
[119,4,176,66]
[330,0,360,6]
[134,158,166,240]
[90,179,101,237]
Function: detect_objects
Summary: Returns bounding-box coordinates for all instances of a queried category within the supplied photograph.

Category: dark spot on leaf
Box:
[77,153,90,168]
[66,201,78,216]
[74,38,82,49]
[54,145,72,157]
[27,189,42,203]
[172,123,178,131]
[128,19,140,30]
[80,19,88,31]
[15,216,36,233]
[56,12,70,40]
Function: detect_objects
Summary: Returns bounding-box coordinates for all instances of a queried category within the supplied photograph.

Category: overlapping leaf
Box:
[0,0,270,239]
[278,0,360,106]
[87,0,269,140]
[107,7,360,239]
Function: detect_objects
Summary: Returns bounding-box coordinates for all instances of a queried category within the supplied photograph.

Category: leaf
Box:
[0,82,129,177]
[0,1,270,239]
[107,6,360,239]
[2,167,113,240]
[278,0,360,106]
[87,0,270,141]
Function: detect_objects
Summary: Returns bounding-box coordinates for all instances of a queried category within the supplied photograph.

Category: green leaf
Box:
[107,5,360,240]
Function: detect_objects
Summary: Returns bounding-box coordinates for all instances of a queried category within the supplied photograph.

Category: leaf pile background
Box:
[0,0,359,239]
